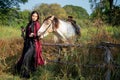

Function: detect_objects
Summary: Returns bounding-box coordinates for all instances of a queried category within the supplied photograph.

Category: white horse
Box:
[37,16,80,44]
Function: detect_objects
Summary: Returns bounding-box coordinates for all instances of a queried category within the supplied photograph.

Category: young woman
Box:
[15,11,44,78]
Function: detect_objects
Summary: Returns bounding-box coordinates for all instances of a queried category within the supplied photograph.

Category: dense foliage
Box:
[0,0,28,26]
[89,0,120,26]
[34,3,67,22]
[34,3,89,22]
[63,5,89,19]
[0,0,28,9]
[0,2,89,26]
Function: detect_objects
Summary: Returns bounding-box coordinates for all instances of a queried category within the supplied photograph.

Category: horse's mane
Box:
[43,16,59,29]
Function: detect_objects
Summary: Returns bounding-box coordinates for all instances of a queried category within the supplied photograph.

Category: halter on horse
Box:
[37,16,80,44]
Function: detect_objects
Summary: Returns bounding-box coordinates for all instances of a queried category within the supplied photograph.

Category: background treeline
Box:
[0,0,120,27]
[90,0,120,26]
[0,3,89,27]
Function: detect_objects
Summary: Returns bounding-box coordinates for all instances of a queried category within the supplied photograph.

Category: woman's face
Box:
[32,13,38,21]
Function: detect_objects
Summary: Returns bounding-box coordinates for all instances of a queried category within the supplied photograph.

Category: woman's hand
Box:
[29,33,34,37]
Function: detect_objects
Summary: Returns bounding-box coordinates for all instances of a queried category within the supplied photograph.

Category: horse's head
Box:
[38,15,59,38]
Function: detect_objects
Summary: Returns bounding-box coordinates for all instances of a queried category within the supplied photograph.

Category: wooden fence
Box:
[42,42,120,80]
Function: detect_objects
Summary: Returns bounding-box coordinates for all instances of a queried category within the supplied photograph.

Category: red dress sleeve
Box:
[34,21,40,38]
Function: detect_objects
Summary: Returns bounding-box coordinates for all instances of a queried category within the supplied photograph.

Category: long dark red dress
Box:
[15,21,44,78]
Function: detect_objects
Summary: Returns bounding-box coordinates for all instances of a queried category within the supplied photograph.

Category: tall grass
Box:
[0,24,120,80]
[81,25,120,44]
[0,25,21,39]
[105,26,120,40]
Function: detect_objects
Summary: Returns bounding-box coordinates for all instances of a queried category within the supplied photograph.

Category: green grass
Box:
[0,25,120,80]
[105,26,120,39]
[0,73,21,80]
[0,25,21,39]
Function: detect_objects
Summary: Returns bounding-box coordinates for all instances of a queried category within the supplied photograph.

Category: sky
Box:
[20,0,92,15]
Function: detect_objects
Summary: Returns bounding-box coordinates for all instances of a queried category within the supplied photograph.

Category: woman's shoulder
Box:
[34,21,41,27]
[35,21,40,23]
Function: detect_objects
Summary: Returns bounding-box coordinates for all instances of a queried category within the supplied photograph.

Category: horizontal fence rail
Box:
[42,43,83,47]
[42,42,120,80]
[42,42,120,67]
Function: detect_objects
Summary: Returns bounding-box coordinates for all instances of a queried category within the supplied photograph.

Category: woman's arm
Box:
[34,21,40,38]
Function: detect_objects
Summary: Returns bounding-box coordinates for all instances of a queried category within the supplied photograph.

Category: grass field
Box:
[0,25,21,39]
[0,25,120,80]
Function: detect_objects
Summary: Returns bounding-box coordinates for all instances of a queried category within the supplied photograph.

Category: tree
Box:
[0,0,28,25]
[34,3,67,23]
[63,5,89,19]
[49,4,67,18]
[0,0,28,9]
[89,0,120,26]
[17,10,30,26]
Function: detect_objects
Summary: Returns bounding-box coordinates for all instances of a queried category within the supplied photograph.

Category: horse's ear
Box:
[50,15,54,20]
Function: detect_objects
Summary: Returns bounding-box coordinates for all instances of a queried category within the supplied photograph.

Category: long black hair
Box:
[29,11,39,23]
[26,11,40,36]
